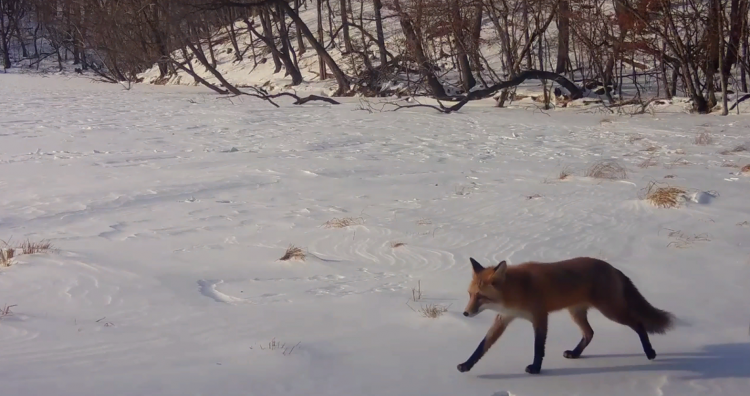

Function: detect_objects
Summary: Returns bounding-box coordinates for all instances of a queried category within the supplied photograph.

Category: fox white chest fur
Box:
[484,302,533,321]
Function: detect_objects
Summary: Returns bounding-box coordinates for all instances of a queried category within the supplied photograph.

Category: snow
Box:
[1,73,750,396]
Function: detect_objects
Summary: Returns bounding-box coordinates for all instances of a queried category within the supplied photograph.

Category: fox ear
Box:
[470,257,484,273]
[492,260,507,281]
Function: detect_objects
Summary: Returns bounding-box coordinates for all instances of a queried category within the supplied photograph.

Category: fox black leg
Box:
[458,315,513,373]
[526,314,548,374]
[564,338,590,359]
[564,307,594,359]
[634,323,657,360]
[457,338,486,372]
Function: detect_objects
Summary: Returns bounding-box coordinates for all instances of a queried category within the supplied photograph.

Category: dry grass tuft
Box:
[252,338,301,356]
[742,164,750,174]
[0,304,16,319]
[664,174,676,179]
[664,157,691,169]
[322,217,364,229]
[279,244,305,261]
[638,156,659,168]
[405,281,449,318]
[643,145,660,152]
[694,132,713,145]
[559,165,573,180]
[641,181,686,208]
[660,228,711,249]
[719,145,747,155]
[1,248,14,268]
[411,280,422,302]
[407,300,450,318]
[0,238,56,267]
[455,185,470,196]
[418,303,449,318]
[415,218,432,226]
[391,241,406,248]
[628,135,645,144]
[722,163,741,168]
[18,239,54,255]
[585,159,628,180]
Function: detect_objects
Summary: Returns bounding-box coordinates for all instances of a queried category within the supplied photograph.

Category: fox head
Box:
[463,257,507,317]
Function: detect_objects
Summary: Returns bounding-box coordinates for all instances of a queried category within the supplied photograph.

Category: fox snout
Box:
[463,297,481,317]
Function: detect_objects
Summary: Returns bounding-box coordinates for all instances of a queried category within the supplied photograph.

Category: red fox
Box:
[457,257,675,375]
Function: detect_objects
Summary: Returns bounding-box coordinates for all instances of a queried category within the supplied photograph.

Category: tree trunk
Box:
[228,21,243,61]
[317,0,327,79]
[743,17,749,92]
[706,0,721,108]
[145,5,169,78]
[13,22,27,58]
[469,0,483,70]
[723,0,747,75]
[274,3,293,76]
[247,19,303,85]
[372,0,388,67]
[392,0,447,97]
[555,0,570,73]
[71,4,81,65]
[452,0,476,92]
[261,8,282,73]
[339,0,353,53]
[185,37,243,95]
[523,2,532,68]
[0,9,11,69]
[277,0,350,95]
[295,0,306,55]
[718,0,729,115]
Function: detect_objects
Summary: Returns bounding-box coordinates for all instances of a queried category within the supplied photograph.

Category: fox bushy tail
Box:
[620,273,675,334]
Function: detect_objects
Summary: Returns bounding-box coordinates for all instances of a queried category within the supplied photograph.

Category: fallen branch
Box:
[239,86,341,107]
[265,92,340,105]
[356,97,451,113]
[290,94,341,105]
[439,69,584,113]
[390,99,450,113]
[729,93,750,111]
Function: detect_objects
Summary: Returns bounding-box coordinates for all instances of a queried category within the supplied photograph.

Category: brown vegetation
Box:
[1,238,55,267]
[640,181,686,208]
[585,159,628,180]
[279,244,305,261]
[695,132,714,145]
[323,217,365,229]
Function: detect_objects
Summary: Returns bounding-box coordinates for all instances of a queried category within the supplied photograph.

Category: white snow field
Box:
[1,74,750,396]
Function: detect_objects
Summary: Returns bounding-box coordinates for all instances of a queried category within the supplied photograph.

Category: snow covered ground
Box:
[1,73,749,396]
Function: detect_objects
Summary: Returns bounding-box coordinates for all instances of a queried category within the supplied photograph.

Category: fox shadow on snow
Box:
[477,343,750,381]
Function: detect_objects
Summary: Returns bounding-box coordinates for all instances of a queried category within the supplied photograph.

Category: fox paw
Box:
[525,364,541,374]
[457,362,472,372]
[563,350,580,359]
[646,349,656,360]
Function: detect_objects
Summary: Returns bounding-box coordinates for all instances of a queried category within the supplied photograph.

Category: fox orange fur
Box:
[457,257,675,374]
